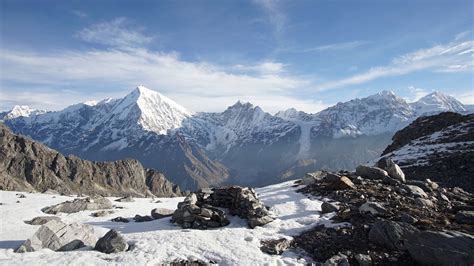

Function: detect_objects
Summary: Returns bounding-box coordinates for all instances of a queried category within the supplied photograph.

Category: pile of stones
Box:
[171,193,230,229]
[172,186,274,229]
[198,186,274,228]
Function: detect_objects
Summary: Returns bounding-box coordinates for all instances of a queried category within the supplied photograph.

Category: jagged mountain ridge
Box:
[3,87,470,189]
[0,123,182,197]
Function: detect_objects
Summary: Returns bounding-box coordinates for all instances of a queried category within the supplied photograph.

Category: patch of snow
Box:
[0,181,341,265]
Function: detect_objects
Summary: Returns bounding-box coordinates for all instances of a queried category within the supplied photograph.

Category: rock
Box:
[260,238,291,255]
[368,220,419,250]
[95,229,128,254]
[41,196,113,214]
[405,230,474,265]
[302,171,326,185]
[455,211,474,224]
[359,202,387,216]
[403,185,428,198]
[115,196,134,202]
[425,178,439,190]
[133,215,154,222]
[16,193,26,198]
[248,216,274,229]
[384,159,406,183]
[24,216,61,225]
[354,254,372,266]
[397,213,418,224]
[16,220,97,252]
[151,208,174,219]
[324,253,349,266]
[111,217,129,223]
[91,210,115,217]
[356,165,389,180]
[415,198,435,208]
[327,176,355,190]
[321,202,339,214]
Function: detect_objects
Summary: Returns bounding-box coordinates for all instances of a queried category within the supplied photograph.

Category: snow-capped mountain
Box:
[3,87,469,189]
[411,91,467,115]
[0,105,46,120]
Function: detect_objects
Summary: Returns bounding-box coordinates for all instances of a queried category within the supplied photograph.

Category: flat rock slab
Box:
[42,196,113,214]
[16,220,97,252]
[24,216,61,225]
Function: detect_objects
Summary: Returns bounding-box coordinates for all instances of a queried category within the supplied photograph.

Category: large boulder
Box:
[405,230,474,265]
[403,185,428,198]
[301,171,327,185]
[382,158,406,183]
[368,220,419,250]
[321,202,339,214]
[42,196,113,214]
[356,166,389,180]
[95,229,128,254]
[16,220,97,252]
[326,175,355,190]
[359,202,387,216]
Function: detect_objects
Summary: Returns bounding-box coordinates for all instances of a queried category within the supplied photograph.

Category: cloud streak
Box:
[316,39,474,91]
[76,17,153,48]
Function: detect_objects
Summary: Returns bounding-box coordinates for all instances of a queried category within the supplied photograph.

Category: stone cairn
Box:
[171,186,274,229]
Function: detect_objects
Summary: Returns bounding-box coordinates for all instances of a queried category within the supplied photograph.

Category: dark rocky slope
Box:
[380,112,474,192]
[0,123,181,197]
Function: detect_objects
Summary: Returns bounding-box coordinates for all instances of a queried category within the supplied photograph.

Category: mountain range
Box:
[2,86,471,190]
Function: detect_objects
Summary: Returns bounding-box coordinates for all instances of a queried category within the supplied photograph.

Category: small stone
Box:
[359,202,387,216]
[325,253,349,266]
[111,217,129,223]
[404,185,428,198]
[151,208,174,219]
[134,215,153,222]
[415,198,435,208]
[356,165,389,180]
[260,238,291,255]
[321,202,339,214]
[354,254,372,266]
[115,196,134,202]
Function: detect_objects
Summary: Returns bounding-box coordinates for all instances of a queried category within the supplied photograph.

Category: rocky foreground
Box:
[293,159,474,265]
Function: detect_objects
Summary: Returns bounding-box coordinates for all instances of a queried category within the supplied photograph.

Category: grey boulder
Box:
[16,220,97,252]
[95,229,128,254]
[359,202,387,216]
[321,202,339,214]
[405,230,474,265]
[260,238,291,255]
[355,165,389,180]
[403,185,428,198]
[368,220,419,250]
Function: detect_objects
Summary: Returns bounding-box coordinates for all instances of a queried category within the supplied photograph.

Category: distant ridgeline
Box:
[2,86,472,190]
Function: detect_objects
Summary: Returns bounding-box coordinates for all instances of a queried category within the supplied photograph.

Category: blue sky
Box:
[0,0,473,113]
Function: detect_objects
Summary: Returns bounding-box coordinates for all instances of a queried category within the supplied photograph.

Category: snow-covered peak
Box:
[2,105,46,120]
[411,91,466,115]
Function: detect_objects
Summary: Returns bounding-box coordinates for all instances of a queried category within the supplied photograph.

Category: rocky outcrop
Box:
[0,123,182,197]
[24,216,61,225]
[16,220,97,252]
[378,112,474,192]
[41,197,113,214]
[171,194,230,229]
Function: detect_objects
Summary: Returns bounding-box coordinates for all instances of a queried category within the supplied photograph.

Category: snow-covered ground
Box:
[0,181,336,265]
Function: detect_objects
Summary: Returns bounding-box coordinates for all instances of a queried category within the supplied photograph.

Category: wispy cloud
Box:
[302,41,368,52]
[316,39,474,91]
[76,17,153,48]
[72,10,88,19]
[253,0,286,36]
[0,22,323,113]
[455,30,471,40]
[405,86,429,102]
